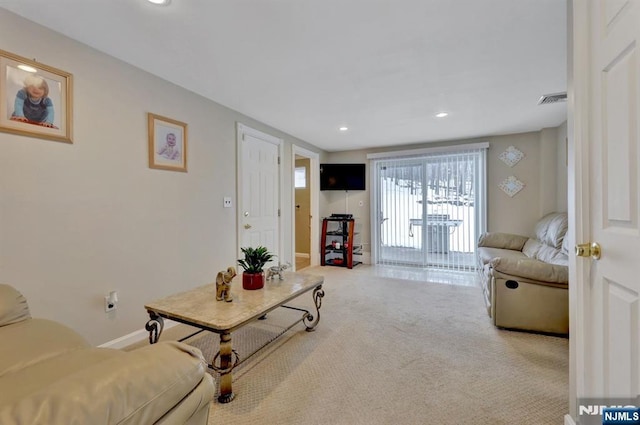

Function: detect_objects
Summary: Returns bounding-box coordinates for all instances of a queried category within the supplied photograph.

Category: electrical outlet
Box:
[104,296,116,312]
[223,197,232,208]
[105,291,118,313]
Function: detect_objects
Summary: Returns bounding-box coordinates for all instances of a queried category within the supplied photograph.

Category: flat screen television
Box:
[320,163,366,191]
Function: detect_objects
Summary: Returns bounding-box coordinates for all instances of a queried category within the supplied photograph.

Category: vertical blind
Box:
[369,145,487,270]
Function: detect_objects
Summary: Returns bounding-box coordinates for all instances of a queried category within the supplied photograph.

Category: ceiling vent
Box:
[537,92,567,105]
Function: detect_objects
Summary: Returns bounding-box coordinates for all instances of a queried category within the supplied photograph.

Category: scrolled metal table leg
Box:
[145,312,164,344]
[216,332,236,403]
[303,285,324,332]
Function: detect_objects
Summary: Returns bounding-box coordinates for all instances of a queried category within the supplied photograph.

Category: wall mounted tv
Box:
[320,163,366,191]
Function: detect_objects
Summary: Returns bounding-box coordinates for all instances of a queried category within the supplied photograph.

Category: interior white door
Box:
[571,0,640,421]
[237,125,280,263]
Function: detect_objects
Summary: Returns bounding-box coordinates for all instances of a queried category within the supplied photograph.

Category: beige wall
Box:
[0,10,569,345]
[488,131,547,236]
[321,127,569,258]
[556,121,568,212]
[0,10,322,345]
[320,152,372,260]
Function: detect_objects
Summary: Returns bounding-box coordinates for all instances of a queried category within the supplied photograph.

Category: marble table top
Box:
[145,271,324,332]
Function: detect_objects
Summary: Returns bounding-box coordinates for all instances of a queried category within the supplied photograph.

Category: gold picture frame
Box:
[148,113,188,172]
[0,49,73,143]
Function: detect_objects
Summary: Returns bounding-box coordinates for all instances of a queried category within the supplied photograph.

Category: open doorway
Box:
[292,145,320,271]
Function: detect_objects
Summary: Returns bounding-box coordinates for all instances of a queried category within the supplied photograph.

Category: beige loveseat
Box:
[0,284,215,425]
[477,212,569,335]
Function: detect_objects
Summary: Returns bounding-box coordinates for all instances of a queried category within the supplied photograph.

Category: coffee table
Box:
[144,272,324,403]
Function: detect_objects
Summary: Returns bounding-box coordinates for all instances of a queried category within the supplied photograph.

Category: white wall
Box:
[0,10,322,345]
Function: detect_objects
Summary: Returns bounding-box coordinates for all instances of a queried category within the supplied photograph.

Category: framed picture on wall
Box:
[148,113,188,172]
[0,49,73,143]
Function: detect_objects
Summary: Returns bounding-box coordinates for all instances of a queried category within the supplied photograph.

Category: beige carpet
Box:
[177,265,568,424]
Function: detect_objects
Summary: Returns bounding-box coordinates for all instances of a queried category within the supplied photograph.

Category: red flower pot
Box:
[242,272,265,290]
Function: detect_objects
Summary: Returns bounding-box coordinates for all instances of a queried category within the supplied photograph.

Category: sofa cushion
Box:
[0,284,30,327]
[477,247,526,266]
[490,257,569,284]
[561,232,570,254]
[535,244,569,266]
[0,341,210,425]
[534,212,568,249]
[522,239,542,259]
[0,347,123,407]
[0,318,89,378]
[477,232,528,251]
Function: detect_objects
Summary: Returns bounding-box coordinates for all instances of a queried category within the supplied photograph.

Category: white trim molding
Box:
[98,319,179,349]
[366,142,489,160]
[292,144,320,267]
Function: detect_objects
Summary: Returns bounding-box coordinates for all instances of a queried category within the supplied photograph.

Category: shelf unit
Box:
[320,217,362,269]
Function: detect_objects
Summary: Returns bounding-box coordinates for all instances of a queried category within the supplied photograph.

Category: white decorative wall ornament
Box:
[499,176,525,197]
[499,146,525,167]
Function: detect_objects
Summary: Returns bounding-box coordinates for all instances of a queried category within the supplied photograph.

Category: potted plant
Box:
[237,246,275,290]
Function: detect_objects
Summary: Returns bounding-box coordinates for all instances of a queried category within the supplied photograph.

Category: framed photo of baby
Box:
[148,113,188,172]
[0,49,73,143]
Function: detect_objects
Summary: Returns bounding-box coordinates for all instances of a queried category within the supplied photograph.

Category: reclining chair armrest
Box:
[0,284,31,327]
[490,257,568,286]
[0,341,214,425]
[477,232,529,251]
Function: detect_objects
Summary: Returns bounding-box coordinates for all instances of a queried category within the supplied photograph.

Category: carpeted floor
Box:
[164,265,569,424]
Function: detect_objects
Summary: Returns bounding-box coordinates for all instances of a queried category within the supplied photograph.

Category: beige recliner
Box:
[0,284,215,425]
[477,212,569,335]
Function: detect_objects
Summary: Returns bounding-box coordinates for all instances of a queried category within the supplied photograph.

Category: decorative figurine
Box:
[215,266,236,302]
[265,262,291,281]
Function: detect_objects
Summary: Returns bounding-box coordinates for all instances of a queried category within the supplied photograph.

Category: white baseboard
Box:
[98,319,179,349]
[358,251,371,265]
[564,414,576,425]
[295,252,310,258]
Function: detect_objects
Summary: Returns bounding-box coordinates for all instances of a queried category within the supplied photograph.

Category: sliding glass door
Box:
[371,146,487,270]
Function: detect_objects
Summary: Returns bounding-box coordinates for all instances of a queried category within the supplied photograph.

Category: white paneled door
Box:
[237,124,281,264]
[570,0,640,421]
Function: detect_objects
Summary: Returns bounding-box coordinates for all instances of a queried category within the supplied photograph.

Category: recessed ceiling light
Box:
[435,112,449,118]
[147,0,171,5]
[17,64,37,73]
[339,126,349,131]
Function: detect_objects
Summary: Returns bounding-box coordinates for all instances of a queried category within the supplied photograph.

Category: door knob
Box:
[575,242,601,260]
[244,224,252,229]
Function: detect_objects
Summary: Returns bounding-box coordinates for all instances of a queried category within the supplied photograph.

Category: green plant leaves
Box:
[237,246,275,273]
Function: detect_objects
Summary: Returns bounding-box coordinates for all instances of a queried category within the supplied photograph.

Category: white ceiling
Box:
[0,0,567,152]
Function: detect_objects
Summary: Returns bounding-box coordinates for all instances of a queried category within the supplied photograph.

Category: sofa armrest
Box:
[0,341,214,425]
[477,232,529,251]
[490,257,568,285]
[0,284,31,327]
